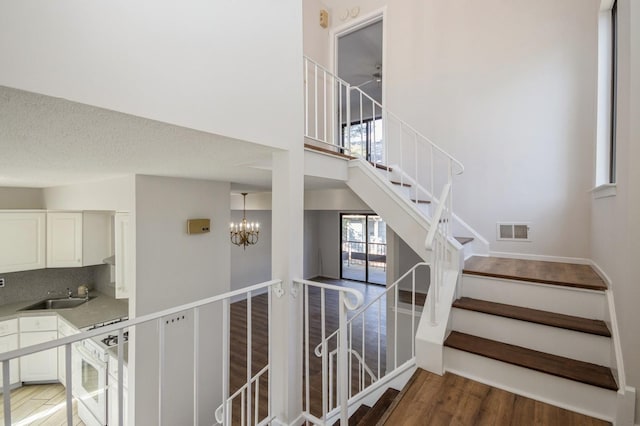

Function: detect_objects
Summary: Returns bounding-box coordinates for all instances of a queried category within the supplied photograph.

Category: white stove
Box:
[75,317,128,426]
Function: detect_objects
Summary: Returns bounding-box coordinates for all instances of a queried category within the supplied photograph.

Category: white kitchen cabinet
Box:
[0,319,20,391]
[114,212,133,299]
[20,315,58,382]
[47,211,112,268]
[0,211,46,273]
[57,318,79,386]
[20,331,58,382]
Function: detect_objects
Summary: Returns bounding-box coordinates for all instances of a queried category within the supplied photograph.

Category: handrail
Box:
[330,347,377,383]
[314,262,428,357]
[294,278,364,311]
[0,279,282,362]
[425,183,451,250]
[214,365,269,424]
[303,55,464,175]
[2,278,283,426]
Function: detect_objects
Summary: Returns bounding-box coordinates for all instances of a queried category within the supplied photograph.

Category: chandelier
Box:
[230,193,260,249]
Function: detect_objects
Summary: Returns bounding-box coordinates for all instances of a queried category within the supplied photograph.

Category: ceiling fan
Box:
[354,64,382,89]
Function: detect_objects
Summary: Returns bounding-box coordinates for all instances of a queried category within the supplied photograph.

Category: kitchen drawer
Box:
[0,319,18,337]
[20,315,57,332]
[58,318,79,337]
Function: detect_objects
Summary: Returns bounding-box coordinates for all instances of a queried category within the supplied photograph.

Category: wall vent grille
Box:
[497,223,531,241]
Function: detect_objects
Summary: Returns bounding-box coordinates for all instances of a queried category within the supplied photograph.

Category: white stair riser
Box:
[461,242,474,260]
[460,275,606,320]
[451,308,612,366]
[444,347,617,422]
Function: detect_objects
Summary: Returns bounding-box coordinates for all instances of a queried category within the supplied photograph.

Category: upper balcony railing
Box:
[303,56,463,211]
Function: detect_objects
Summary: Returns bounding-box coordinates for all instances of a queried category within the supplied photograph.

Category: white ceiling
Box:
[0,86,279,189]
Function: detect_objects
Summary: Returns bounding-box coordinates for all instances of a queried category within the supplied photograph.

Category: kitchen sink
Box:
[19,297,94,311]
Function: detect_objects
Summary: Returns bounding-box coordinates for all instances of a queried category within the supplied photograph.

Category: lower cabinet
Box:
[20,316,58,383]
[0,333,19,390]
[57,318,79,386]
[20,331,58,382]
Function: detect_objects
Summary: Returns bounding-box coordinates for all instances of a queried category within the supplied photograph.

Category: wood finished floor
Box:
[383,369,612,426]
[0,384,84,426]
[463,256,607,291]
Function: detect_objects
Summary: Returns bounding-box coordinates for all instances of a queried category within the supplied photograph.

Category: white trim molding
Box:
[487,251,592,265]
[591,183,617,199]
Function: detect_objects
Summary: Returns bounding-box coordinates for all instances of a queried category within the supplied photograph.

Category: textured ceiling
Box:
[0,86,278,188]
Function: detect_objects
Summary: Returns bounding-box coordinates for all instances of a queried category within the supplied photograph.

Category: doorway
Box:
[341,213,387,285]
[335,17,384,162]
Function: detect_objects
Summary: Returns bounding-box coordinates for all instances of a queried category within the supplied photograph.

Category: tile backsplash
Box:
[0,264,113,305]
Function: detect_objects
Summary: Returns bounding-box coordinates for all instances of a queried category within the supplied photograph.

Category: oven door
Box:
[73,343,108,425]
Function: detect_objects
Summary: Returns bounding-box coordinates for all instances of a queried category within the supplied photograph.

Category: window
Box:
[341,117,384,163]
[595,0,617,188]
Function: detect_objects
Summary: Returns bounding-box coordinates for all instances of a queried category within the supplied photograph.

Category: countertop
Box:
[0,293,128,330]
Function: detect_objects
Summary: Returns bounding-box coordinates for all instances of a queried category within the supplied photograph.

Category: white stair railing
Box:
[293,278,365,426]
[0,279,284,426]
[303,55,464,216]
[311,263,429,420]
[426,182,453,325]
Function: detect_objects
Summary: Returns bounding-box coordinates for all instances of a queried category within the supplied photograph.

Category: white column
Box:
[271,149,304,423]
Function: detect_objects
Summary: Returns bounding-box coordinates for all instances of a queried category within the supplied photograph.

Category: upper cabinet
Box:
[47,211,112,268]
[0,211,46,273]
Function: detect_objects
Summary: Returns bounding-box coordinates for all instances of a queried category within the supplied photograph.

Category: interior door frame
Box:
[330,7,387,108]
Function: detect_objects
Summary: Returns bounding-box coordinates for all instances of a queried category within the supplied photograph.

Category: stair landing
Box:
[463,256,607,291]
[381,369,612,425]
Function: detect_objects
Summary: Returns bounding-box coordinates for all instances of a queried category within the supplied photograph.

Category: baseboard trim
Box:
[488,251,591,265]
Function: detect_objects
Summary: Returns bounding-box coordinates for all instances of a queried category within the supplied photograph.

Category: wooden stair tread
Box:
[398,290,427,306]
[452,297,611,337]
[390,180,411,187]
[370,162,392,172]
[357,388,400,425]
[454,236,474,245]
[463,256,607,291]
[304,143,355,159]
[348,404,371,426]
[444,331,618,391]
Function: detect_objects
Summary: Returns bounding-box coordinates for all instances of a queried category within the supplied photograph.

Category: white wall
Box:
[0,0,302,151]
[319,0,599,259]
[230,210,272,290]
[133,175,230,426]
[43,176,135,212]
[304,210,321,278]
[0,187,44,209]
[304,0,331,67]
[590,0,640,421]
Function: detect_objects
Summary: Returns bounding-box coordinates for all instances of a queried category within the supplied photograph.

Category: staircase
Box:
[302,55,634,424]
[334,388,400,426]
[444,256,619,422]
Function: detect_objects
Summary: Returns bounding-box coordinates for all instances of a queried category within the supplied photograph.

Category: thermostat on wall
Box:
[187,219,211,234]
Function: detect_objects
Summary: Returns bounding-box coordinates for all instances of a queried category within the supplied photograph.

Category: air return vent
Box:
[497,223,531,241]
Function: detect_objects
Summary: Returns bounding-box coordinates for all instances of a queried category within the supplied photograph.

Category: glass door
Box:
[341,214,387,285]
[341,214,367,282]
[367,215,387,285]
